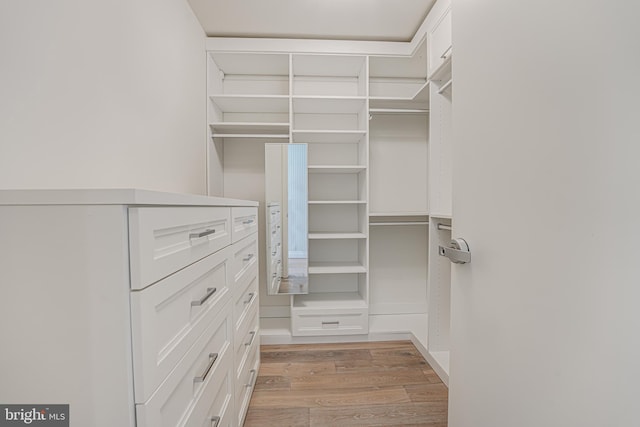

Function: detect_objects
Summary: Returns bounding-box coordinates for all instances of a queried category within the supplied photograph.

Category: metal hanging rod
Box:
[370,221,429,226]
[436,223,452,231]
[369,108,430,114]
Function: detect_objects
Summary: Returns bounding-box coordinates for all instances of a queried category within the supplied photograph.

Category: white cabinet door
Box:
[450,1,640,426]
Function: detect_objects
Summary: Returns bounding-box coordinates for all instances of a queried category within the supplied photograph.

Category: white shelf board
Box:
[308,200,367,205]
[292,130,366,144]
[292,96,366,114]
[209,94,289,113]
[308,165,366,174]
[369,81,430,110]
[211,134,289,139]
[308,232,367,239]
[292,292,367,309]
[209,122,289,134]
[308,262,367,274]
[369,212,429,217]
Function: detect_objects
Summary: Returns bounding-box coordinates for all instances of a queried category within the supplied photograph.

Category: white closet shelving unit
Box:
[290,54,370,336]
[368,39,430,322]
[425,0,453,385]
[206,0,454,386]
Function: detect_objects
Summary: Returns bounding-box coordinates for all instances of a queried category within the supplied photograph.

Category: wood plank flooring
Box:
[244,340,448,427]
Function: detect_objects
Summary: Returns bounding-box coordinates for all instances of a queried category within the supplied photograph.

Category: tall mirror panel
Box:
[265,143,309,295]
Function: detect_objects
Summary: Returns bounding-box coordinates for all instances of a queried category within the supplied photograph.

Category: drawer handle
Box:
[244,292,256,305]
[246,369,257,388]
[191,287,217,306]
[242,219,255,225]
[194,352,218,383]
[210,416,220,427]
[189,228,216,239]
[322,321,340,326]
[243,253,254,262]
[440,45,452,60]
[245,330,257,347]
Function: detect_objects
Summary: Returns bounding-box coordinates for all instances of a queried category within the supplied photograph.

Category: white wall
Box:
[0,0,206,194]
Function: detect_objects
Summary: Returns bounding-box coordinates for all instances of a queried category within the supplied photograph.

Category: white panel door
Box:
[450,1,640,426]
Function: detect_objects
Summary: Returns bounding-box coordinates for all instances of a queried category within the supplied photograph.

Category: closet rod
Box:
[438,79,453,95]
[211,134,289,139]
[369,108,430,114]
[370,221,429,226]
[436,223,452,231]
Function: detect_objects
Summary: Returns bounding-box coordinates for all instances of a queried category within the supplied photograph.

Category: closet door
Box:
[450,1,640,426]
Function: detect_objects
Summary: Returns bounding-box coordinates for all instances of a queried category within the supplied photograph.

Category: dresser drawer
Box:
[188,354,234,427]
[129,207,231,290]
[234,295,259,357]
[291,308,369,336]
[130,247,231,403]
[231,233,258,286]
[231,207,258,243]
[233,272,258,335]
[235,339,260,427]
[135,303,233,426]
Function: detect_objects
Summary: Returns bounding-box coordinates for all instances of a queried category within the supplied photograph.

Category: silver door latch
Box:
[439,238,471,264]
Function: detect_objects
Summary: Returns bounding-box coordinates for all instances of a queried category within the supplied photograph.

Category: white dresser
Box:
[0,189,259,427]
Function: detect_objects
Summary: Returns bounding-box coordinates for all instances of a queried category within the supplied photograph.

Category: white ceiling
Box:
[187,0,437,42]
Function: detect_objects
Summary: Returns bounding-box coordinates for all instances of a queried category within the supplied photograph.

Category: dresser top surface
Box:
[0,189,258,207]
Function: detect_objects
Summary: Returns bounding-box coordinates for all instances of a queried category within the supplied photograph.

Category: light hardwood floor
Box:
[244,340,448,427]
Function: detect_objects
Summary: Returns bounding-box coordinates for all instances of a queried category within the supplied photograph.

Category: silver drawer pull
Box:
[322,321,340,326]
[243,253,254,262]
[271,250,276,256]
[210,416,220,427]
[244,292,256,305]
[245,330,257,347]
[242,219,255,225]
[194,352,218,383]
[246,369,257,387]
[191,287,217,306]
[189,228,216,239]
